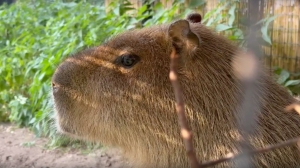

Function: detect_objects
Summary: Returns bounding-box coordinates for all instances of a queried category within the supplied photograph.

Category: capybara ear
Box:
[186,13,202,23]
[168,19,200,53]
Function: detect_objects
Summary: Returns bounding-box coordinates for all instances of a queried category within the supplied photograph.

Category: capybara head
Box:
[52,13,300,167]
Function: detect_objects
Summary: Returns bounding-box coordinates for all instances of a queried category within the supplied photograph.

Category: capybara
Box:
[51,13,300,167]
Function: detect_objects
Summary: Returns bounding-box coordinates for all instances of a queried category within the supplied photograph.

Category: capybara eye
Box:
[115,54,140,68]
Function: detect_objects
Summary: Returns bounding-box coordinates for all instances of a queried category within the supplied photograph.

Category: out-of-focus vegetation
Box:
[273,67,300,95]
[0,0,197,147]
[0,0,298,147]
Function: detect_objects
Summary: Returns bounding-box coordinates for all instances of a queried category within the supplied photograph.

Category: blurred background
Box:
[0,0,299,147]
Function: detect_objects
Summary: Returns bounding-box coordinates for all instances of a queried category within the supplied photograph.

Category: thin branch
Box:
[200,136,300,167]
[169,47,201,168]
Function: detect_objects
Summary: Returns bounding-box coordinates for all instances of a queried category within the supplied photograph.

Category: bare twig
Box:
[200,136,300,167]
[169,47,201,168]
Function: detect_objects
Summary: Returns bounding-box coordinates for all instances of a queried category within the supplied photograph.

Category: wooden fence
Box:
[265,0,300,74]
[105,0,300,75]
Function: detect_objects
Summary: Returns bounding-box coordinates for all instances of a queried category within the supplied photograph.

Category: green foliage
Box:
[273,67,300,95]
[201,0,244,44]
[259,15,280,45]
[203,1,299,96]
[0,0,116,131]
[201,0,280,48]
[0,0,188,146]
[188,0,206,8]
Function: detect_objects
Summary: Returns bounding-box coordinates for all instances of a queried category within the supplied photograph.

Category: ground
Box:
[0,123,130,168]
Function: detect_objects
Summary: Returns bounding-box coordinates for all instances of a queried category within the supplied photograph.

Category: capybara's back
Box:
[51,13,300,167]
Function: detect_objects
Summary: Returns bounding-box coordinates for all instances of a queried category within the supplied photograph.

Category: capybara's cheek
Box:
[53,102,75,135]
[55,115,74,134]
[52,88,79,135]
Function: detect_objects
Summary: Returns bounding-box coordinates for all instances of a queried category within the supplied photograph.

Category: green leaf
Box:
[277,70,290,84]
[29,117,36,124]
[284,80,300,87]
[206,18,214,27]
[137,4,148,15]
[261,25,271,45]
[272,66,282,75]
[261,15,280,45]
[228,3,236,27]
[215,24,232,32]
[188,0,206,8]
[202,1,229,23]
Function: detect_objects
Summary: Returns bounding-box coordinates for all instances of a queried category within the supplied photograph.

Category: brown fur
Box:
[51,15,300,167]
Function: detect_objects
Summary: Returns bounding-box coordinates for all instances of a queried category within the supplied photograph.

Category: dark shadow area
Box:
[0,0,15,6]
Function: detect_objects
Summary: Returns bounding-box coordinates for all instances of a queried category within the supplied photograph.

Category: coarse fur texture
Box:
[52,14,300,168]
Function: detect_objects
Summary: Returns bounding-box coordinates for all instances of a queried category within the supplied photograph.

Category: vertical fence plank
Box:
[269,0,300,75]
